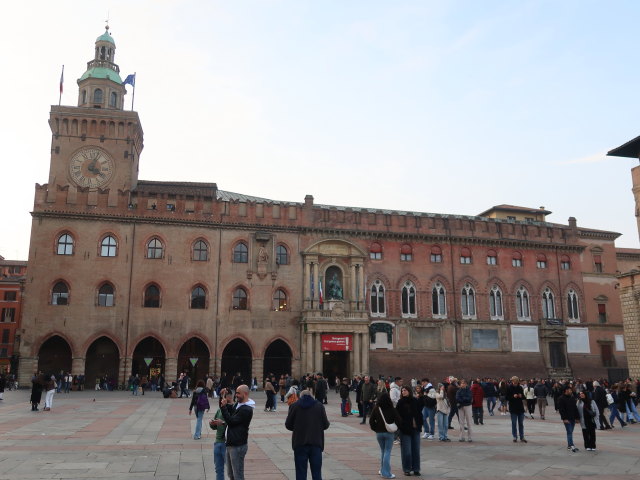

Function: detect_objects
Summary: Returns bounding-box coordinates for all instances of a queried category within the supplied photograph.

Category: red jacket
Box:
[471,383,484,407]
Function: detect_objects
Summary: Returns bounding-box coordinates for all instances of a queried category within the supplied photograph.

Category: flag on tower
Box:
[123,73,136,87]
[59,66,64,94]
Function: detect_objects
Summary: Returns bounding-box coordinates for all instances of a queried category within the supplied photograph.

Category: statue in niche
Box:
[257,246,268,279]
[326,272,343,300]
[258,247,268,263]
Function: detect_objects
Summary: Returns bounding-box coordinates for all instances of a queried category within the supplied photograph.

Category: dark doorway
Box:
[549,342,567,368]
[600,344,616,367]
[178,338,210,387]
[85,337,120,387]
[221,339,252,388]
[38,336,72,376]
[322,351,350,383]
[263,339,292,379]
[132,337,166,379]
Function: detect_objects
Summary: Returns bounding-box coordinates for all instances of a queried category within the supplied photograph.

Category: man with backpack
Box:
[189,380,210,440]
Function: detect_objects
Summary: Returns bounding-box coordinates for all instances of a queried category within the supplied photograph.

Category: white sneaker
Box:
[422,433,428,439]
[427,434,435,440]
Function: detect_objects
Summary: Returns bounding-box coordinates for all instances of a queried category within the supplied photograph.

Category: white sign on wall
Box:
[566,328,590,353]
[511,325,539,352]
[615,335,625,352]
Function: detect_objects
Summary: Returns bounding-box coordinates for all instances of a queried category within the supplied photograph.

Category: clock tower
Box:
[46,26,143,207]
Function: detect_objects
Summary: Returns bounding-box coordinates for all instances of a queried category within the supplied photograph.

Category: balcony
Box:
[544,318,564,326]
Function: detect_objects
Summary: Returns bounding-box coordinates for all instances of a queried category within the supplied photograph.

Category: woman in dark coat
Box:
[396,385,423,476]
[30,374,44,411]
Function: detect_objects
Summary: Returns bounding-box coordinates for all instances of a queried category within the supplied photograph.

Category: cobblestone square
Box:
[0,389,638,479]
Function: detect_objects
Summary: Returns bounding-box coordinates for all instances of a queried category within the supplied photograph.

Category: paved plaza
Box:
[0,388,639,479]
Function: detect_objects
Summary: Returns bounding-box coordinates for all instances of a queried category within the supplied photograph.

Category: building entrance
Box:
[38,336,72,376]
[549,342,567,368]
[323,351,349,385]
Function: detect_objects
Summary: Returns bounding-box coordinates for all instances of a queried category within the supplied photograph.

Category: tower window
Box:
[144,285,160,308]
[460,247,472,264]
[93,89,103,104]
[276,245,289,265]
[233,242,248,263]
[57,234,74,255]
[369,242,382,260]
[98,283,115,307]
[109,92,117,107]
[100,235,117,257]
[51,281,69,305]
[233,287,248,310]
[191,286,206,309]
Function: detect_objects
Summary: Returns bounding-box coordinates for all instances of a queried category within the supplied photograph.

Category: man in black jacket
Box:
[285,390,330,480]
[558,385,580,452]
[211,385,255,480]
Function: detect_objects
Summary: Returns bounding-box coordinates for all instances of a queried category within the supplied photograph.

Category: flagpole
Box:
[59,65,64,106]
[131,71,136,111]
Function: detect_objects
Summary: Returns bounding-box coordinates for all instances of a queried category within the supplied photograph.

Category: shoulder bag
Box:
[378,407,398,433]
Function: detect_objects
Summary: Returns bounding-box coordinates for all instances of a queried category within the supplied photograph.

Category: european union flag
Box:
[123,74,136,87]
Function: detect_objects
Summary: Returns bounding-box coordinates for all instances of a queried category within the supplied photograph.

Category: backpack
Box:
[287,387,299,406]
[196,391,210,411]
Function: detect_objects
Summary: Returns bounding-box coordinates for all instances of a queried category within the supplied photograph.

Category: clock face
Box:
[69,147,114,188]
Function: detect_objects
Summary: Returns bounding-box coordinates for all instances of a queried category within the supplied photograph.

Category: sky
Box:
[2,0,640,260]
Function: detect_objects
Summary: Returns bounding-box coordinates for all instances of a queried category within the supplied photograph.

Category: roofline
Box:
[607,135,640,159]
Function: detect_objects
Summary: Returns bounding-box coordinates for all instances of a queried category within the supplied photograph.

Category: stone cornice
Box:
[32,209,584,252]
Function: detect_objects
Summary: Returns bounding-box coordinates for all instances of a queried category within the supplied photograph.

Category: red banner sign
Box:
[321,334,352,351]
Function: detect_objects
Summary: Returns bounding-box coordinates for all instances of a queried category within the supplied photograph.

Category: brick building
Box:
[18,29,630,386]
[0,256,26,374]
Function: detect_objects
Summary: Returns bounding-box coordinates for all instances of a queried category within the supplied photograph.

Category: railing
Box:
[303,309,368,321]
[86,59,120,73]
[544,318,564,326]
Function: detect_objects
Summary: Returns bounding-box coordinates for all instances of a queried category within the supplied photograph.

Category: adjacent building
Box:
[17,28,630,386]
[0,256,26,374]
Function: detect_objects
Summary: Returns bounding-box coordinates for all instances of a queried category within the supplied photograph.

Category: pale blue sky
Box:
[2,0,639,260]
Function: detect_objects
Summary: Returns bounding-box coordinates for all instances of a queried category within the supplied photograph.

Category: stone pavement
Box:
[0,388,639,479]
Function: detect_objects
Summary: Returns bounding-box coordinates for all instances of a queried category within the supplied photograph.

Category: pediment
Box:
[303,239,366,258]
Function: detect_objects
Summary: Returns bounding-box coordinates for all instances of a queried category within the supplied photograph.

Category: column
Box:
[253,357,263,385]
[165,357,178,383]
[313,262,319,309]
[353,333,362,375]
[314,333,323,374]
[305,333,313,374]
[71,357,85,376]
[119,356,132,386]
[18,356,36,386]
[304,261,311,309]
[361,332,370,375]
[358,263,365,311]
[350,263,357,310]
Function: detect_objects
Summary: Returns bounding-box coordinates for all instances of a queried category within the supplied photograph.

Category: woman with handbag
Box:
[577,390,599,451]
[370,392,402,479]
[396,385,423,476]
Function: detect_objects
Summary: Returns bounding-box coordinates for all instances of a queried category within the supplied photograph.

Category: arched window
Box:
[489,285,503,319]
[100,235,117,257]
[144,285,160,308]
[536,253,547,269]
[98,283,115,307]
[461,283,476,318]
[191,286,206,309]
[516,286,531,320]
[147,238,163,259]
[273,289,287,311]
[567,289,579,321]
[400,244,412,262]
[192,239,208,261]
[93,88,103,104]
[542,287,555,319]
[233,242,248,263]
[401,281,416,317]
[109,92,117,107]
[486,249,497,266]
[370,280,385,316]
[57,234,74,255]
[233,287,248,310]
[460,247,472,264]
[370,242,382,260]
[430,245,443,263]
[82,90,87,104]
[512,251,523,267]
[560,255,571,270]
[51,281,69,305]
[276,245,289,265]
[432,282,446,317]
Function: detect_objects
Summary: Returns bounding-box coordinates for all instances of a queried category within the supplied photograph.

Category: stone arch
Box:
[220,337,253,388]
[37,334,73,377]
[177,337,211,386]
[85,336,120,388]
[131,336,167,378]
[303,238,367,258]
[263,338,293,379]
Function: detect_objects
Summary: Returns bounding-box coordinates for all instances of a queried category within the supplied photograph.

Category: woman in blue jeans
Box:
[370,393,403,479]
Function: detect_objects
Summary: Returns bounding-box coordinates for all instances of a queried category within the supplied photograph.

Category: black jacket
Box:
[369,404,403,433]
[339,383,350,399]
[220,400,255,446]
[396,396,423,434]
[285,394,330,450]
[506,385,525,414]
[558,394,580,421]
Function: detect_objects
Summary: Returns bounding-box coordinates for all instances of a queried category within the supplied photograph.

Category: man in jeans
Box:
[558,385,580,452]
[285,390,330,480]
[212,385,255,480]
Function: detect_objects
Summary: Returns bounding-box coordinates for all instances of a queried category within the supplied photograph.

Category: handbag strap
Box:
[378,407,389,424]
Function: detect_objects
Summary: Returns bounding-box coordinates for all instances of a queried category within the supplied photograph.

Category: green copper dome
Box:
[79,66,123,83]
[96,29,115,45]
